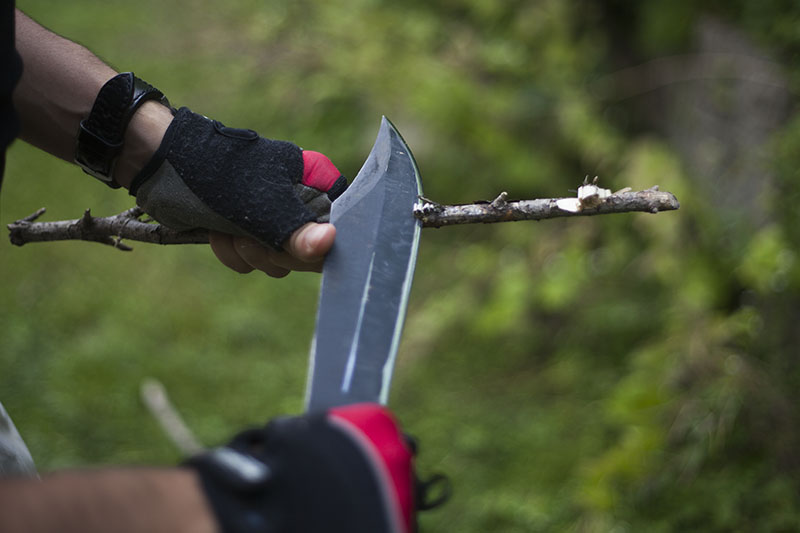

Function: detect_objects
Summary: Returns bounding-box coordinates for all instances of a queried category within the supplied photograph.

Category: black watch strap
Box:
[75,72,169,188]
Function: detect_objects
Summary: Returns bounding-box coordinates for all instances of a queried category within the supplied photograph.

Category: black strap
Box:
[75,72,169,188]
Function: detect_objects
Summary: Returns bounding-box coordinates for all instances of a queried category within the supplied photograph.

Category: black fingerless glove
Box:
[185,404,418,533]
[131,107,345,249]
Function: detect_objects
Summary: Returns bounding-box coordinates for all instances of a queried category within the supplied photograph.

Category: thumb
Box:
[285,222,336,262]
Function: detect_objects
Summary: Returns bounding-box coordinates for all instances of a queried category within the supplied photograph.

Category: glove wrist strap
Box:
[185,446,273,533]
[75,72,170,188]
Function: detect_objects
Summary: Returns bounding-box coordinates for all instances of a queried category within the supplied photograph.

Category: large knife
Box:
[304,117,422,413]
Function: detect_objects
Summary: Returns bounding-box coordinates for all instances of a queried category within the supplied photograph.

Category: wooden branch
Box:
[7,206,209,250]
[414,186,679,228]
[6,185,679,250]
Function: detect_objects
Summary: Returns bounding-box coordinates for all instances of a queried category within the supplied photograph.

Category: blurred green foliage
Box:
[3,0,800,531]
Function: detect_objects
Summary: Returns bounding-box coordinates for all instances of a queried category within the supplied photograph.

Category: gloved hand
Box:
[129,107,347,250]
[186,404,421,533]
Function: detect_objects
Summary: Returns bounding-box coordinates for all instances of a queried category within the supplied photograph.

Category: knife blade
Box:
[304,117,422,413]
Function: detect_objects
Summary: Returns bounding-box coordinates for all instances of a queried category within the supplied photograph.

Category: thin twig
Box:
[6,186,679,249]
[140,378,205,457]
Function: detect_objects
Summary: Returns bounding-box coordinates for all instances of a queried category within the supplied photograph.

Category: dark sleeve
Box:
[0,0,22,191]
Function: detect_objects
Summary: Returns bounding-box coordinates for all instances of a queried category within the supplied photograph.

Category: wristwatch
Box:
[75,72,170,188]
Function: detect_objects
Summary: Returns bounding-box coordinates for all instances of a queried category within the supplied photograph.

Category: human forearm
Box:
[0,468,218,533]
[12,10,115,162]
[11,9,172,188]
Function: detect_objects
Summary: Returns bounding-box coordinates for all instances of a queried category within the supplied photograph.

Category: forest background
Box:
[2,1,800,531]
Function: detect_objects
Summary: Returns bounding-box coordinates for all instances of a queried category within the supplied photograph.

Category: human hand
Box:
[187,404,419,533]
[210,149,343,276]
[130,107,347,265]
[208,221,336,278]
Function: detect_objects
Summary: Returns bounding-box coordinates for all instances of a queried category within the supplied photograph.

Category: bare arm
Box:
[11,9,172,188]
[0,468,218,533]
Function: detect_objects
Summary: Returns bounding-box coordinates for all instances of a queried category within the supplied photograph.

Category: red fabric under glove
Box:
[302,150,343,192]
[329,404,415,533]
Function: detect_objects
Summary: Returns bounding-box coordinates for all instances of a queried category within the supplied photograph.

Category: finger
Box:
[234,236,322,274]
[232,237,293,278]
[208,231,254,274]
[285,222,336,263]
[267,251,325,273]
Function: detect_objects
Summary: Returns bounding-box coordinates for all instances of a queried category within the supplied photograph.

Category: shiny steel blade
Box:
[304,117,422,413]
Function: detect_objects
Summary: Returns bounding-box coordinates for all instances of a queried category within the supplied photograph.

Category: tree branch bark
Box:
[6,187,679,250]
[414,187,679,228]
[7,206,209,250]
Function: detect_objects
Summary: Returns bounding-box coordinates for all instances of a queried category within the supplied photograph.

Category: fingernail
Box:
[306,224,329,251]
